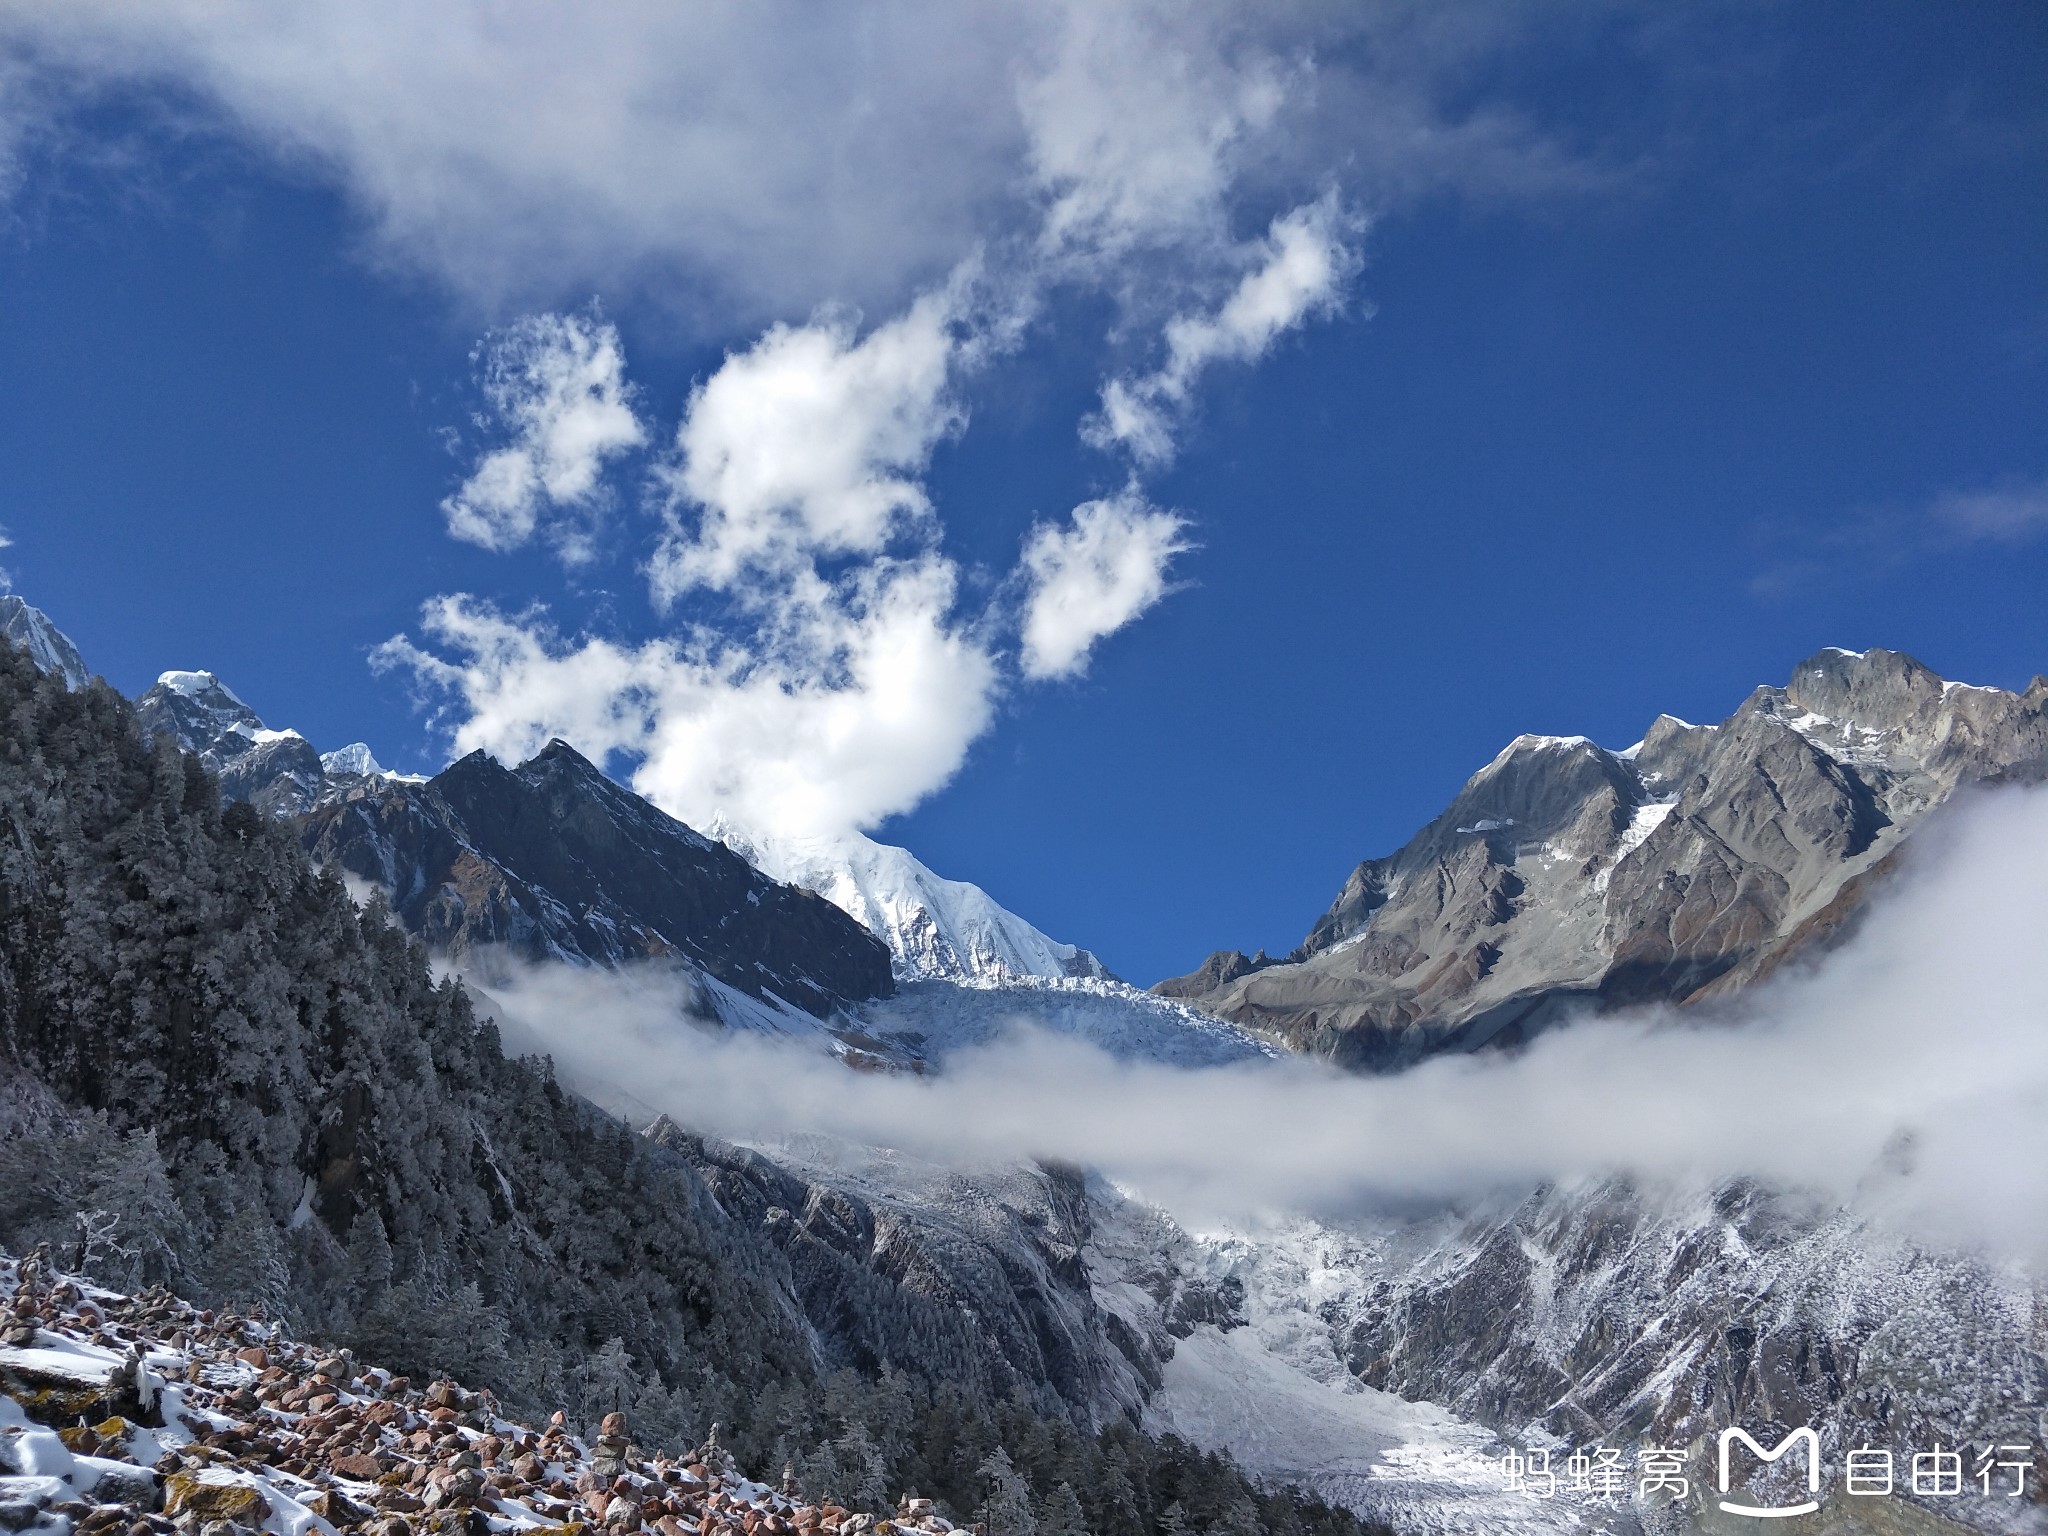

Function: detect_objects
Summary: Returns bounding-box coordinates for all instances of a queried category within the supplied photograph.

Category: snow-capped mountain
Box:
[2,594,1109,999]
[320,740,386,777]
[0,595,89,691]
[1159,646,2048,1068]
[8,600,2047,1534]
[711,820,1112,985]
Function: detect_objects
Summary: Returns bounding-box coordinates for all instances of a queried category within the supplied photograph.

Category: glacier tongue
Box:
[711,818,1113,984]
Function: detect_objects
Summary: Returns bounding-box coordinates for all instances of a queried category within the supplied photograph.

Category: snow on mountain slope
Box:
[1161,646,2048,1069]
[0,595,90,690]
[712,820,1113,984]
[320,740,386,777]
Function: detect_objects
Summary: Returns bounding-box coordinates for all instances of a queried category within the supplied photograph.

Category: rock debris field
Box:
[0,1251,954,1536]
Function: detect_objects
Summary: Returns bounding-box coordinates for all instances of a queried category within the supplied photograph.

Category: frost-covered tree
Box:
[980,1447,1038,1536]
[577,1336,639,1427]
[1041,1483,1090,1536]
[0,640,1394,1536]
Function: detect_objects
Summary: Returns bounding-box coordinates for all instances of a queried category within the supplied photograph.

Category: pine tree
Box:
[837,1421,892,1514]
[1040,1483,1089,1536]
[979,1448,1038,1536]
[577,1336,640,1429]
[85,1128,188,1289]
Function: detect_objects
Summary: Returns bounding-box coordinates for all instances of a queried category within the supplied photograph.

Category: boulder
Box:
[162,1473,269,1526]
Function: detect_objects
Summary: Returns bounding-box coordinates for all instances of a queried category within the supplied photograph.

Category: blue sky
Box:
[1,3,2043,982]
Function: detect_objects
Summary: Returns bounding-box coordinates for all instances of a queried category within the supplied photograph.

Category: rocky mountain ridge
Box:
[83,609,1098,992]
[1157,647,2048,1068]
[300,741,894,1020]
[131,671,392,822]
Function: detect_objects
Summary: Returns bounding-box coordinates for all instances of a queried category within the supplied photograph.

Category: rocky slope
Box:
[1157,648,2048,1068]
[1117,1185,2048,1534]
[0,1248,977,1536]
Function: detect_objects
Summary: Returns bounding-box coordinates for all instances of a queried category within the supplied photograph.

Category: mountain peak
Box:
[1159,641,2048,1067]
[0,595,91,691]
[714,818,1113,985]
[154,667,247,706]
[525,737,606,777]
[320,741,385,778]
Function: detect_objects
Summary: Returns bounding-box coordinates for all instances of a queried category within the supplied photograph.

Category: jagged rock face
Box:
[301,741,895,1016]
[1150,948,1277,1000]
[132,670,338,818]
[0,598,90,692]
[650,1124,1160,1430]
[1158,649,2048,1068]
[1317,1181,2048,1511]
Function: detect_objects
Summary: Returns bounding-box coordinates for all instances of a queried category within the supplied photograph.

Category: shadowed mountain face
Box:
[299,740,895,1016]
[1157,648,2048,1068]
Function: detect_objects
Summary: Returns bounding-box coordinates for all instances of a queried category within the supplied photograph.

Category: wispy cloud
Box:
[0,4,1604,325]
[1749,468,2048,599]
[479,786,2048,1259]
[1085,194,1364,467]
[1019,489,1191,681]
[441,309,645,564]
[1931,471,2048,544]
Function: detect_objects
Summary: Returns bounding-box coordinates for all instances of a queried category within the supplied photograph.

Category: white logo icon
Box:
[1718,1427,1823,1518]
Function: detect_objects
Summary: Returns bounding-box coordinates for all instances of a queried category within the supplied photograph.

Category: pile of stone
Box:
[0,1250,967,1536]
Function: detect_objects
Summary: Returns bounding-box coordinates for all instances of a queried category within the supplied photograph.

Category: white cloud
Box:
[1020,490,1191,680]
[0,3,1593,323]
[650,286,966,599]
[1933,471,2048,544]
[387,290,1012,842]
[1085,194,1362,466]
[1021,2,1291,269]
[441,310,645,562]
[377,554,997,840]
[17,2,1608,839]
